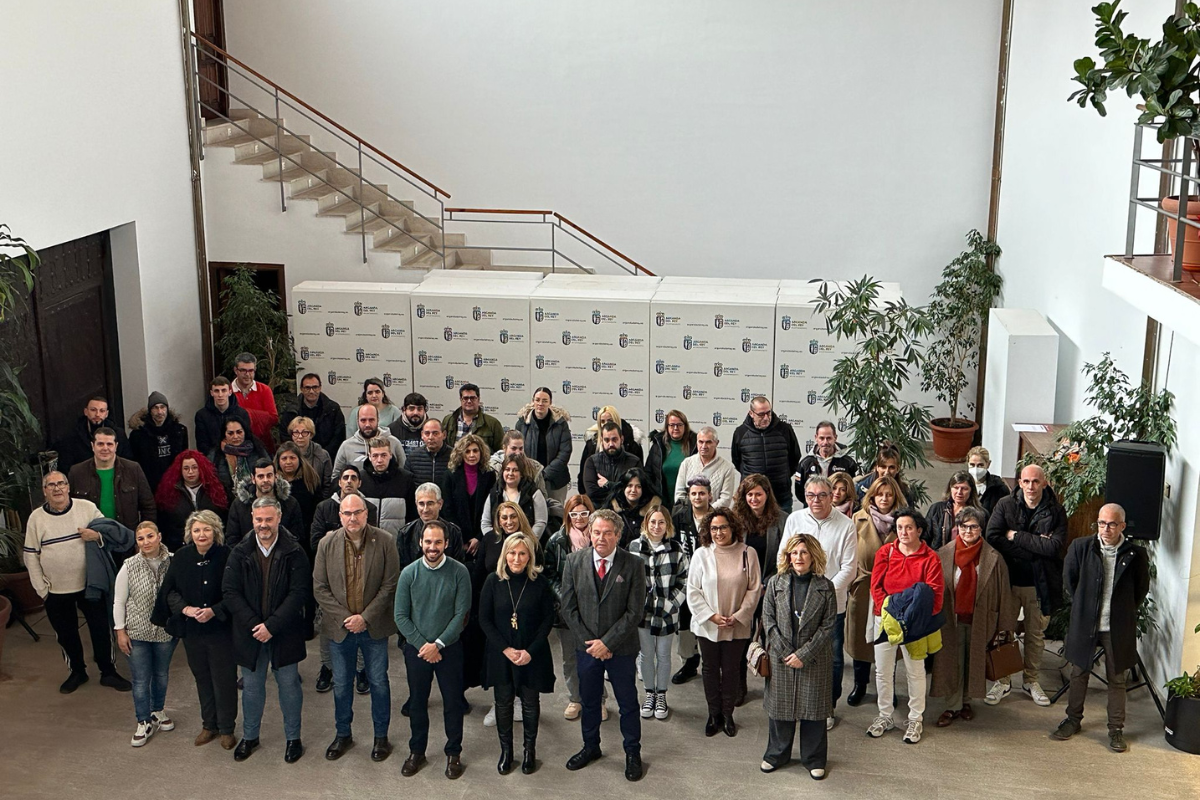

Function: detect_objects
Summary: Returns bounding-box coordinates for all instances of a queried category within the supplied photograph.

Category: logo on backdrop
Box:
[742,338,752,353]
[655,312,665,327]
[655,409,666,424]
[713,413,722,427]
[809,339,820,355]
[592,407,601,421]
[806,439,815,452]
[592,358,602,372]
[354,302,364,316]
[779,363,790,379]
[325,323,335,337]
[618,383,629,398]
[534,307,544,323]
[382,373,393,387]
[472,306,482,322]
[474,353,484,368]
[445,376,456,390]
[535,355,545,370]
[683,335,693,351]
[355,349,366,363]
[415,303,426,319]
[381,324,393,339]
[807,390,818,405]
[561,331,572,346]
[418,350,428,365]
[500,378,511,393]
[300,347,310,360]
[714,314,724,329]
[443,327,454,342]
[682,385,692,400]
[592,310,602,325]
[838,417,848,432]
[741,388,752,403]
[562,381,574,395]
[713,362,724,378]
[499,329,509,344]
[655,359,665,374]
[780,315,791,331]
[327,371,337,385]
[297,300,307,314]
[618,333,629,348]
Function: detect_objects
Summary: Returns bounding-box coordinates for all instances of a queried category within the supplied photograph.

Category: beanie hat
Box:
[147,391,169,411]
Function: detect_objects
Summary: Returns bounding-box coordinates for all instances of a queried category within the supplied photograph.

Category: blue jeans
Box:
[241,645,303,741]
[129,638,178,722]
[578,650,640,755]
[832,612,846,708]
[330,632,391,738]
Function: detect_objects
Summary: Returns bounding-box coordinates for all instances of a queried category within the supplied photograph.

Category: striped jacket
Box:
[628,535,689,635]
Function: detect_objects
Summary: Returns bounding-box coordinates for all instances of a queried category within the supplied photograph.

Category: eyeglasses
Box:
[235,366,256,374]
[300,385,321,392]
[44,481,68,489]
[568,511,591,518]
[290,429,312,437]
[340,509,367,517]
[1094,521,1123,531]
[461,395,479,402]
[804,492,831,501]
[667,422,684,429]
[709,524,732,533]
[959,524,982,533]
[750,410,772,418]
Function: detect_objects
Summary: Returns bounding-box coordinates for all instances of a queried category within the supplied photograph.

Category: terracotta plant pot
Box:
[0,571,43,615]
[930,418,979,463]
[1160,196,1200,272]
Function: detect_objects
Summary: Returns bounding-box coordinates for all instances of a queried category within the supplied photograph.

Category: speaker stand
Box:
[1049,644,1165,721]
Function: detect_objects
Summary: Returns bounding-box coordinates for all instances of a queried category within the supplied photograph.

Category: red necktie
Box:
[598,558,607,580]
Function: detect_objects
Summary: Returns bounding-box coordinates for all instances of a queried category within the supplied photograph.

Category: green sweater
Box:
[393,556,471,648]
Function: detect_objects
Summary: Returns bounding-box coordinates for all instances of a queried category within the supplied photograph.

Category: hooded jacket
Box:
[332,428,406,476]
[194,393,253,457]
[221,529,311,669]
[730,411,802,505]
[514,403,573,491]
[224,473,305,547]
[54,414,133,473]
[985,484,1068,614]
[128,398,189,491]
[794,449,860,504]
[388,413,428,458]
[278,391,346,456]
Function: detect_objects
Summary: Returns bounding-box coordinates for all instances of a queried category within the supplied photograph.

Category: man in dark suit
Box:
[559,508,648,782]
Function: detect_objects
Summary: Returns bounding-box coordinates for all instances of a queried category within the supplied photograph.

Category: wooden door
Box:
[193,0,228,120]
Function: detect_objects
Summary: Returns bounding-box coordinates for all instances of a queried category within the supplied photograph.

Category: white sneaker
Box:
[484,705,497,727]
[903,720,923,744]
[826,715,837,731]
[151,710,174,731]
[866,716,894,738]
[985,680,1011,706]
[514,696,523,723]
[641,691,656,719]
[131,720,154,747]
[654,692,669,720]
[1025,681,1051,707]
[564,702,582,720]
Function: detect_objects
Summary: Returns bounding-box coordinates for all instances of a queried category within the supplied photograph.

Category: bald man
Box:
[1053,504,1149,752]
[985,464,1067,707]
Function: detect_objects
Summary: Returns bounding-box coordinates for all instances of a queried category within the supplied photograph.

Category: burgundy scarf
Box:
[954,537,983,622]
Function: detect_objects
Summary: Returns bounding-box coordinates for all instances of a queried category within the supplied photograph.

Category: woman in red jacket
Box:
[866,507,943,745]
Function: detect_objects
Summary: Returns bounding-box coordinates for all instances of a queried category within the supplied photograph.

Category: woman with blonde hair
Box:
[575,405,644,493]
[846,475,903,706]
[479,531,556,774]
[158,510,238,749]
[761,533,837,779]
[286,415,332,491]
[114,521,176,747]
[628,505,689,720]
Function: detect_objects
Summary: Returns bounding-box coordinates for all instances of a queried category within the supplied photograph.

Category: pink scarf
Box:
[868,506,894,538]
[568,525,590,551]
[835,500,853,517]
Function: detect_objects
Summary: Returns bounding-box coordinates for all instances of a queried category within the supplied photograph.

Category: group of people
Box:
[20,369,1152,781]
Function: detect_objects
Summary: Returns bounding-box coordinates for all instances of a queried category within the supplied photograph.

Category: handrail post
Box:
[549,215,556,274]
[190,42,205,162]
[275,87,286,213]
[441,200,447,270]
[1126,123,1143,259]
[358,142,367,264]
[1175,138,1193,282]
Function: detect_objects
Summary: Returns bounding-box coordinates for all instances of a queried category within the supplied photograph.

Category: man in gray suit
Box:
[560,508,648,781]
[313,494,400,763]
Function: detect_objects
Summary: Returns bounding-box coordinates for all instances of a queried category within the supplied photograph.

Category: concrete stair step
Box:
[261,150,337,182]
[233,134,312,165]
[289,168,359,201]
[206,117,284,147]
[345,203,404,235]
[315,183,389,216]
[449,245,491,266]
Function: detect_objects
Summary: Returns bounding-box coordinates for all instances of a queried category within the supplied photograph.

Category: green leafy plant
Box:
[214,265,296,393]
[1165,623,1200,698]
[920,230,1003,425]
[1018,353,1177,516]
[0,224,40,323]
[816,276,933,504]
[1069,1,1200,143]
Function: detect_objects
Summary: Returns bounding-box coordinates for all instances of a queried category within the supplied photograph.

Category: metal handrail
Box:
[1126,122,1200,281]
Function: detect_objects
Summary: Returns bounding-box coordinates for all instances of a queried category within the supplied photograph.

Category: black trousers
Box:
[698,637,749,717]
[183,633,239,735]
[43,590,115,675]
[404,641,465,756]
[853,659,871,686]
[764,717,827,770]
[494,682,540,750]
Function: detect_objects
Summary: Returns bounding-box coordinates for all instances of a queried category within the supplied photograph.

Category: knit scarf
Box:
[222,440,256,458]
[567,524,590,551]
[868,506,894,538]
[954,537,983,622]
[835,500,853,517]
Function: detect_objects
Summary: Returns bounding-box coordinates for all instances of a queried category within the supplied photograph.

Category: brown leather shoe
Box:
[445,755,465,779]
[960,703,975,721]
[195,729,218,746]
[936,710,958,728]
[220,734,237,750]
[401,753,426,777]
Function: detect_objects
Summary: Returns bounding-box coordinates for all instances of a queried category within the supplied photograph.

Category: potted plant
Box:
[816,276,933,504]
[920,229,1003,462]
[214,264,297,395]
[1069,1,1200,270]
[1165,623,1200,754]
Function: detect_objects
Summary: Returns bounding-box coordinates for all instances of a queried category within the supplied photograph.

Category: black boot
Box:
[522,747,537,774]
[497,743,514,775]
[672,654,700,685]
[847,682,868,706]
[848,660,870,706]
[496,692,515,774]
[521,691,540,774]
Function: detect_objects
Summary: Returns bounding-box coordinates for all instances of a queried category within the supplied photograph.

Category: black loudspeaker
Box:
[1105,441,1166,541]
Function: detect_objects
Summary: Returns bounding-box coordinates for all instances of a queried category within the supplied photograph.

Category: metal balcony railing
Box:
[1125,122,1200,282]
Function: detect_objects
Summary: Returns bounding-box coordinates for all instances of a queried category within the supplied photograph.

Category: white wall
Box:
[998,0,1198,685]
[218,0,1002,305]
[0,1,203,423]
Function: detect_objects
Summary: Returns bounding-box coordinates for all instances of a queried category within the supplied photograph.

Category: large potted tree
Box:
[816,276,933,504]
[920,229,1003,462]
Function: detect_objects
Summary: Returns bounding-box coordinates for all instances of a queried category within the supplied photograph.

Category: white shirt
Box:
[592,549,614,576]
[257,535,279,558]
[422,554,447,570]
[780,507,857,613]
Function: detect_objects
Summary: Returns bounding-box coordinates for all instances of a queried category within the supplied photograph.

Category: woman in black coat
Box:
[967,446,1009,518]
[440,434,496,559]
[925,471,980,551]
[479,530,555,775]
[157,509,238,749]
[155,450,229,551]
[207,418,268,504]
[607,467,663,549]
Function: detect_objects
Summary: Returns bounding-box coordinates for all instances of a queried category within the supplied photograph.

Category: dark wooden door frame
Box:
[193,0,228,119]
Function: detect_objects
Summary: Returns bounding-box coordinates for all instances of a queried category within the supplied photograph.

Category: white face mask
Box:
[968,466,987,481]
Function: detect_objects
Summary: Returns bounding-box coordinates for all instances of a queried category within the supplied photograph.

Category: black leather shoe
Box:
[401,698,411,717]
[565,747,602,771]
[847,682,867,707]
[315,665,333,693]
[497,745,514,775]
[723,715,738,737]
[521,747,537,774]
[401,752,426,777]
[100,672,132,692]
[445,755,464,779]
[233,738,259,762]
[284,739,304,763]
[671,655,700,685]
[59,671,89,694]
[625,752,644,782]
[325,736,353,760]
[355,670,369,695]
[705,714,722,737]
[371,737,392,762]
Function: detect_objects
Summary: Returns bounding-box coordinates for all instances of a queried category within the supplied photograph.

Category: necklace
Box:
[507,576,529,630]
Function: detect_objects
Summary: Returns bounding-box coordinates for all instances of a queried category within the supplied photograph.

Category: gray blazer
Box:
[560,546,647,657]
[313,524,400,642]
[762,571,837,722]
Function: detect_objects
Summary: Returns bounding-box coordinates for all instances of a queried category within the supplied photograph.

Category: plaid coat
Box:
[628,535,690,635]
[762,571,837,722]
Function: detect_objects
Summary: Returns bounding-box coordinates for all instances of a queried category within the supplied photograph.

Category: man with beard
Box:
[55,396,133,472]
[128,391,190,491]
[581,423,641,506]
[794,421,859,506]
[388,393,430,459]
[334,405,406,476]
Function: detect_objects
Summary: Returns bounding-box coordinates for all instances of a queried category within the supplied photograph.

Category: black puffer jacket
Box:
[359,460,418,535]
[1063,535,1149,672]
[128,408,189,491]
[515,403,573,491]
[221,531,311,669]
[407,445,451,487]
[278,392,345,456]
[985,484,1068,614]
[730,412,801,505]
[194,395,252,458]
[978,473,1009,518]
[576,419,644,494]
[224,474,305,548]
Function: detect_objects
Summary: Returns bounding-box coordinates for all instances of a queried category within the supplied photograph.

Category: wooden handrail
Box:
[190,32,450,198]
[553,213,655,276]
[446,208,553,215]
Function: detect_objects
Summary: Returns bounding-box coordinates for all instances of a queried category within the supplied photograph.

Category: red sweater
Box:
[235,381,279,453]
[870,541,944,615]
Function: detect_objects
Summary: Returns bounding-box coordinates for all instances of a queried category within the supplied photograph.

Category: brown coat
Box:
[312,524,400,642]
[930,539,1017,701]
[68,457,156,530]
[845,508,893,662]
